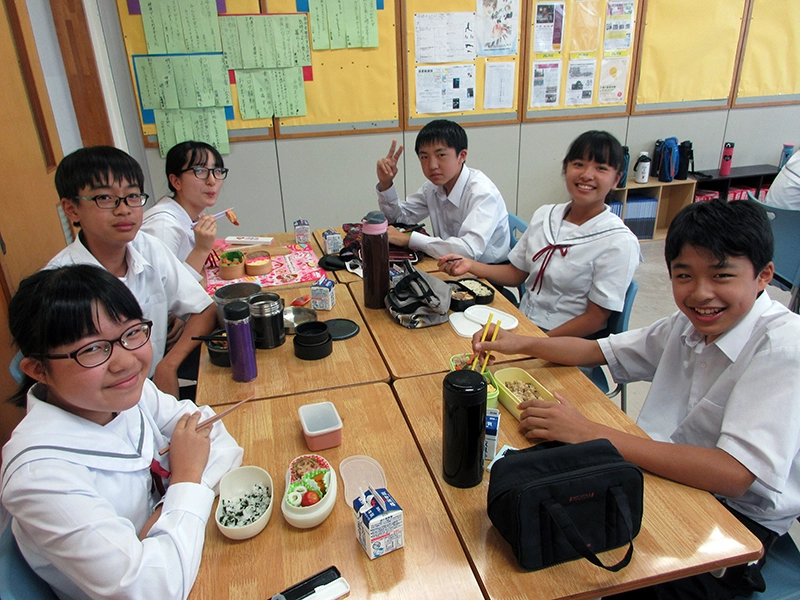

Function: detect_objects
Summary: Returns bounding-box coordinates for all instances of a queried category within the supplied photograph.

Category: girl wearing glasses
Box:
[1,264,243,599]
[142,141,229,279]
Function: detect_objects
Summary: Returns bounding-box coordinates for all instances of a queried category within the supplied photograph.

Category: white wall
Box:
[29,3,800,236]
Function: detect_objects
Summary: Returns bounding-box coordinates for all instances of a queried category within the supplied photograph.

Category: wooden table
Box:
[313,227,440,284]
[189,384,484,599]
[196,284,389,406]
[392,361,763,599]
[350,273,547,379]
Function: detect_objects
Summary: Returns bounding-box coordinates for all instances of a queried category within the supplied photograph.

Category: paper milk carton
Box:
[311,277,336,310]
[322,228,343,254]
[293,219,311,244]
[353,486,404,559]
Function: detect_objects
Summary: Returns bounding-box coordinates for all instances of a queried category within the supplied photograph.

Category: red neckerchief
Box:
[150,459,170,498]
[530,244,571,294]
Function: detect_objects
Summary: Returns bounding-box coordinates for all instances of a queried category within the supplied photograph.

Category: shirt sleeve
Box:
[599,316,674,384]
[141,213,183,257]
[4,462,214,600]
[376,183,431,225]
[150,237,213,320]
[587,232,640,312]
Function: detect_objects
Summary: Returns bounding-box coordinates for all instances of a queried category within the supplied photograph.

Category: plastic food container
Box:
[281,455,338,529]
[215,466,273,540]
[293,321,333,360]
[449,355,498,408]
[493,367,558,420]
[447,281,476,312]
[298,402,343,451]
[205,329,230,367]
[457,278,495,304]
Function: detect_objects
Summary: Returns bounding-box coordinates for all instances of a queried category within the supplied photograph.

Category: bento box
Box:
[492,367,558,420]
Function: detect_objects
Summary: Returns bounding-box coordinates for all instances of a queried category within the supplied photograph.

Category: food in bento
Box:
[505,380,541,402]
[459,279,493,297]
[226,209,240,226]
[290,454,331,481]
[217,483,271,527]
[219,250,244,267]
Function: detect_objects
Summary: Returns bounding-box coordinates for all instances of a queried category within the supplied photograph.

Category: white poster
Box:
[476,0,519,56]
[598,56,628,104]
[533,3,564,53]
[565,58,595,105]
[484,61,515,109]
[531,60,561,106]
[416,64,476,113]
[415,12,476,63]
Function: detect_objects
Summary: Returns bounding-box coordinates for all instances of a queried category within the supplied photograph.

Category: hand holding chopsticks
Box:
[480,320,501,374]
[158,395,254,455]
[191,207,237,229]
[471,312,495,371]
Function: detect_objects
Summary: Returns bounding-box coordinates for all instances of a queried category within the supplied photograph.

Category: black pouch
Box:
[487,439,643,572]
[385,260,451,328]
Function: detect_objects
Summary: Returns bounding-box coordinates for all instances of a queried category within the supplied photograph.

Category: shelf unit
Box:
[609,177,697,240]
[689,164,780,201]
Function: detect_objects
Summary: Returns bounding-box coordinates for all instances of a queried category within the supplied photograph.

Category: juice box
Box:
[353,486,404,559]
[322,228,343,254]
[293,219,311,244]
[311,277,336,310]
[484,408,500,461]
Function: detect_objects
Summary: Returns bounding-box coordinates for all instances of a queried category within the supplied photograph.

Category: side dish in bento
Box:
[505,380,541,402]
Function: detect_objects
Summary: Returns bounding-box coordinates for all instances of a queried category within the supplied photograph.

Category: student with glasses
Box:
[1,264,243,600]
[47,146,217,399]
[142,141,230,280]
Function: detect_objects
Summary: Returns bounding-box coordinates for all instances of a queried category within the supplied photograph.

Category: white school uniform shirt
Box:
[376,165,510,263]
[46,232,213,376]
[141,197,202,280]
[510,203,640,331]
[599,291,800,534]
[1,380,243,600]
[765,151,800,210]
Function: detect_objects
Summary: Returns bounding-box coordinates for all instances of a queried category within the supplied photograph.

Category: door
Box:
[0,0,70,446]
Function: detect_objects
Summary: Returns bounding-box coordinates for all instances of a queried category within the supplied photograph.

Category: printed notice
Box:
[604,1,634,52]
[477,0,519,56]
[415,13,476,63]
[598,55,628,104]
[534,3,565,53]
[484,61,515,109]
[565,57,595,105]
[530,60,561,107]
[416,64,476,113]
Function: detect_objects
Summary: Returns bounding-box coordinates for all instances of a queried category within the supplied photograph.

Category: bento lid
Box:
[338,455,387,507]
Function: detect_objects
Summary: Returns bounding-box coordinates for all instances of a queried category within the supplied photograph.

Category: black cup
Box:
[442,370,487,488]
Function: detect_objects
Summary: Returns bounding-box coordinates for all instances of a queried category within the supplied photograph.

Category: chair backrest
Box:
[588,280,639,340]
[0,524,58,600]
[762,202,800,289]
[507,212,528,250]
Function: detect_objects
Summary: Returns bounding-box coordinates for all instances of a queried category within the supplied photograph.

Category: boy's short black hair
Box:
[414,120,468,155]
[665,199,774,275]
[165,141,225,194]
[55,146,145,201]
[562,130,625,174]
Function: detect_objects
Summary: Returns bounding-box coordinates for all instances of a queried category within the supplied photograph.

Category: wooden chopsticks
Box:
[158,396,255,455]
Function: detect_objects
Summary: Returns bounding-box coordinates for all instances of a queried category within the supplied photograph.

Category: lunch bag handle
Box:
[542,486,635,572]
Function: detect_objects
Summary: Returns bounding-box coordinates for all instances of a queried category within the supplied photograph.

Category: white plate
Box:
[463,305,519,331]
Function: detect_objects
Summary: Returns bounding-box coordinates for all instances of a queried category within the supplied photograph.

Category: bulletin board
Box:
[633,0,746,111]
[117,0,403,152]
[524,0,638,119]
[404,0,526,127]
[735,0,800,106]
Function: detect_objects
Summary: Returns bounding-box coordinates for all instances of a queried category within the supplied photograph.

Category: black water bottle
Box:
[617,146,629,189]
[361,211,390,309]
[442,370,486,488]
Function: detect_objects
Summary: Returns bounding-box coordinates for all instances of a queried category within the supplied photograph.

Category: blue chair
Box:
[761,200,800,313]
[588,280,638,413]
[752,531,800,600]
[0,524,57,600]
[506,213,529,305]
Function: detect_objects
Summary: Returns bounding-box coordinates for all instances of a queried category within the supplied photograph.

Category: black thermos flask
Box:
[442,370,487,488]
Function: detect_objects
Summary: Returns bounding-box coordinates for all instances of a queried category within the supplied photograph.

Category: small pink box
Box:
[298,402,343,451]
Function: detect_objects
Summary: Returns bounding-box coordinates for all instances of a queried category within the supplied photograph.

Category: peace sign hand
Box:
[377,139,404,191]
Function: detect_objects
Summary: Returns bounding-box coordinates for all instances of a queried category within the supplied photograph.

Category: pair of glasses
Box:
[182,167,229,180]
[40,321,153,368]
[75,193,149,209]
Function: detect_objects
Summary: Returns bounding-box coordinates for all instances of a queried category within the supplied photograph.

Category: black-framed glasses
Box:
[40,321,153,368]
[182,167,229,180]
[75,193,149,209]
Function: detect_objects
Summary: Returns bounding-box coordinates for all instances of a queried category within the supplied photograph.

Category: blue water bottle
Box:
[779,144,794,170]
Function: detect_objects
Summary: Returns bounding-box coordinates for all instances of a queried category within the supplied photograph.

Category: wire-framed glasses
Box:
[40,321,153,368]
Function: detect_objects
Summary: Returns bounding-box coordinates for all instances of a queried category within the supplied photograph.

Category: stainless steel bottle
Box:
[442,370,487,488]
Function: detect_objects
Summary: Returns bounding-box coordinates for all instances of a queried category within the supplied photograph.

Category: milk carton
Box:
[484,408,500,461]
[353,486,404,559]
[322,228,343,254]
[293,219,311,244]
[311,277,336,310]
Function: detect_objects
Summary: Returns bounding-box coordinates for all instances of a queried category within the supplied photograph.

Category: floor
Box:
[619,239,800,543]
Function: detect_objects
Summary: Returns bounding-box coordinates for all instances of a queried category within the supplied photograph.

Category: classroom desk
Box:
[312,227,440,284]
[189,384,484,600]
[350,273,546,379]
[195,283,389,407]
[392,361,763,599]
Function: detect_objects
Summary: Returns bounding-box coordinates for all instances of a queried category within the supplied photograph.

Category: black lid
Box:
[324,318,360,341]
[443,369,486,395]
[223,300,250,321]
[363,210,387,224]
